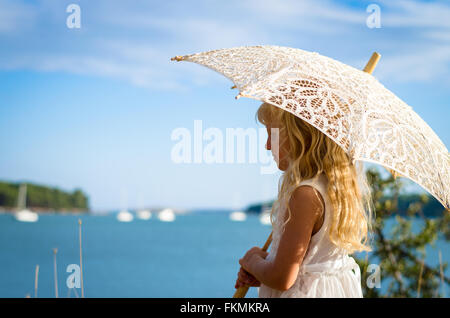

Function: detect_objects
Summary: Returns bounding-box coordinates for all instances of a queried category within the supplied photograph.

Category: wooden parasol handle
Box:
[233,231,273,298]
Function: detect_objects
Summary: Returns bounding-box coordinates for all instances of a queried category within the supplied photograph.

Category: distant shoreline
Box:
[245,193,447,218]
[0,206,90,214]
[0,181,90,212]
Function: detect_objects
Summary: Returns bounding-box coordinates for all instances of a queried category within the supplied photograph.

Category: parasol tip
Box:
[170,55,185,61]
[363,52,381,74]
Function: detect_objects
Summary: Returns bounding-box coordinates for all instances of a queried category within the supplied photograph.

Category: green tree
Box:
[71,188,89,209]
[356,168,449,298]
[0,182,18,207]
[0,181,89,211]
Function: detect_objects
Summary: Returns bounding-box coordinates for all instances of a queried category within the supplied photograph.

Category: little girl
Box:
[234,102,373,298]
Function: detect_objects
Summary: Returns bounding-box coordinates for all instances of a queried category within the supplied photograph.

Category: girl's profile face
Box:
[265,123,290,171]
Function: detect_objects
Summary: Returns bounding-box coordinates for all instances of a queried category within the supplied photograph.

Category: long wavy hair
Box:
[257,102,374,253]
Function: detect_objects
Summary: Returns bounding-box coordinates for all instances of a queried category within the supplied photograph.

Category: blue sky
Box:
[0,0,449,211]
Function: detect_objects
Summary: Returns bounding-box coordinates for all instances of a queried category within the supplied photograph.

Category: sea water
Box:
[0,212,447,298]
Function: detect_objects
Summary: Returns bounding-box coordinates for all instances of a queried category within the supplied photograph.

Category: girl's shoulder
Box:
[298,173,328,195]
[296,173,328,215]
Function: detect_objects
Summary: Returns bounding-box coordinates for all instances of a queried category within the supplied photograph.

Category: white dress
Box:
[258,172,363,298]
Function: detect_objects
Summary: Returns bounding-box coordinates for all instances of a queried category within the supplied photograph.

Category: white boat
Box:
[259,208,272,225]
[14,184,38,223]
[117,210,134,222]
[229,211,246,222]
[136,209,152,220]
[15,209,39,222]
[157,208,175,222]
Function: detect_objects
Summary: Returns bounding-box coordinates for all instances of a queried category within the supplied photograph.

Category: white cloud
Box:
[0,0,449,90]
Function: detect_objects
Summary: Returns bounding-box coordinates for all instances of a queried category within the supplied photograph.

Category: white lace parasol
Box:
[171,45,450,210]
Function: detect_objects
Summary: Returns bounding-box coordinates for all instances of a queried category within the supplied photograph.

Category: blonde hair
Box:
[257,102,374,253]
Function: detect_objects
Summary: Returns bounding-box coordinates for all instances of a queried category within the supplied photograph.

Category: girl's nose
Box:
[266,137,271,150]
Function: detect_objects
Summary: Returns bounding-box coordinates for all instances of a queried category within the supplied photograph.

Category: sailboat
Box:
[229,211,246,222]
[136,209,152,220]
[135,191,151,220]
[117,210,134,222]
[157,208,175,222]
[14,183,38,222]
[259,206,272,225]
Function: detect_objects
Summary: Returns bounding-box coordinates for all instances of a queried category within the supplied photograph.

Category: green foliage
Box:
[0,181,89,211]
[246,200,275,214]
[0,182,18,206]
[356,168,449,298]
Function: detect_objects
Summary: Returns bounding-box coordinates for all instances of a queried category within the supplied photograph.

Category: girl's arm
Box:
[239,185,324,291]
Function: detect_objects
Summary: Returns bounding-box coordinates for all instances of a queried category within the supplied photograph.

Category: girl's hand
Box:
[238,247,269,273]
[235,267,260,288]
